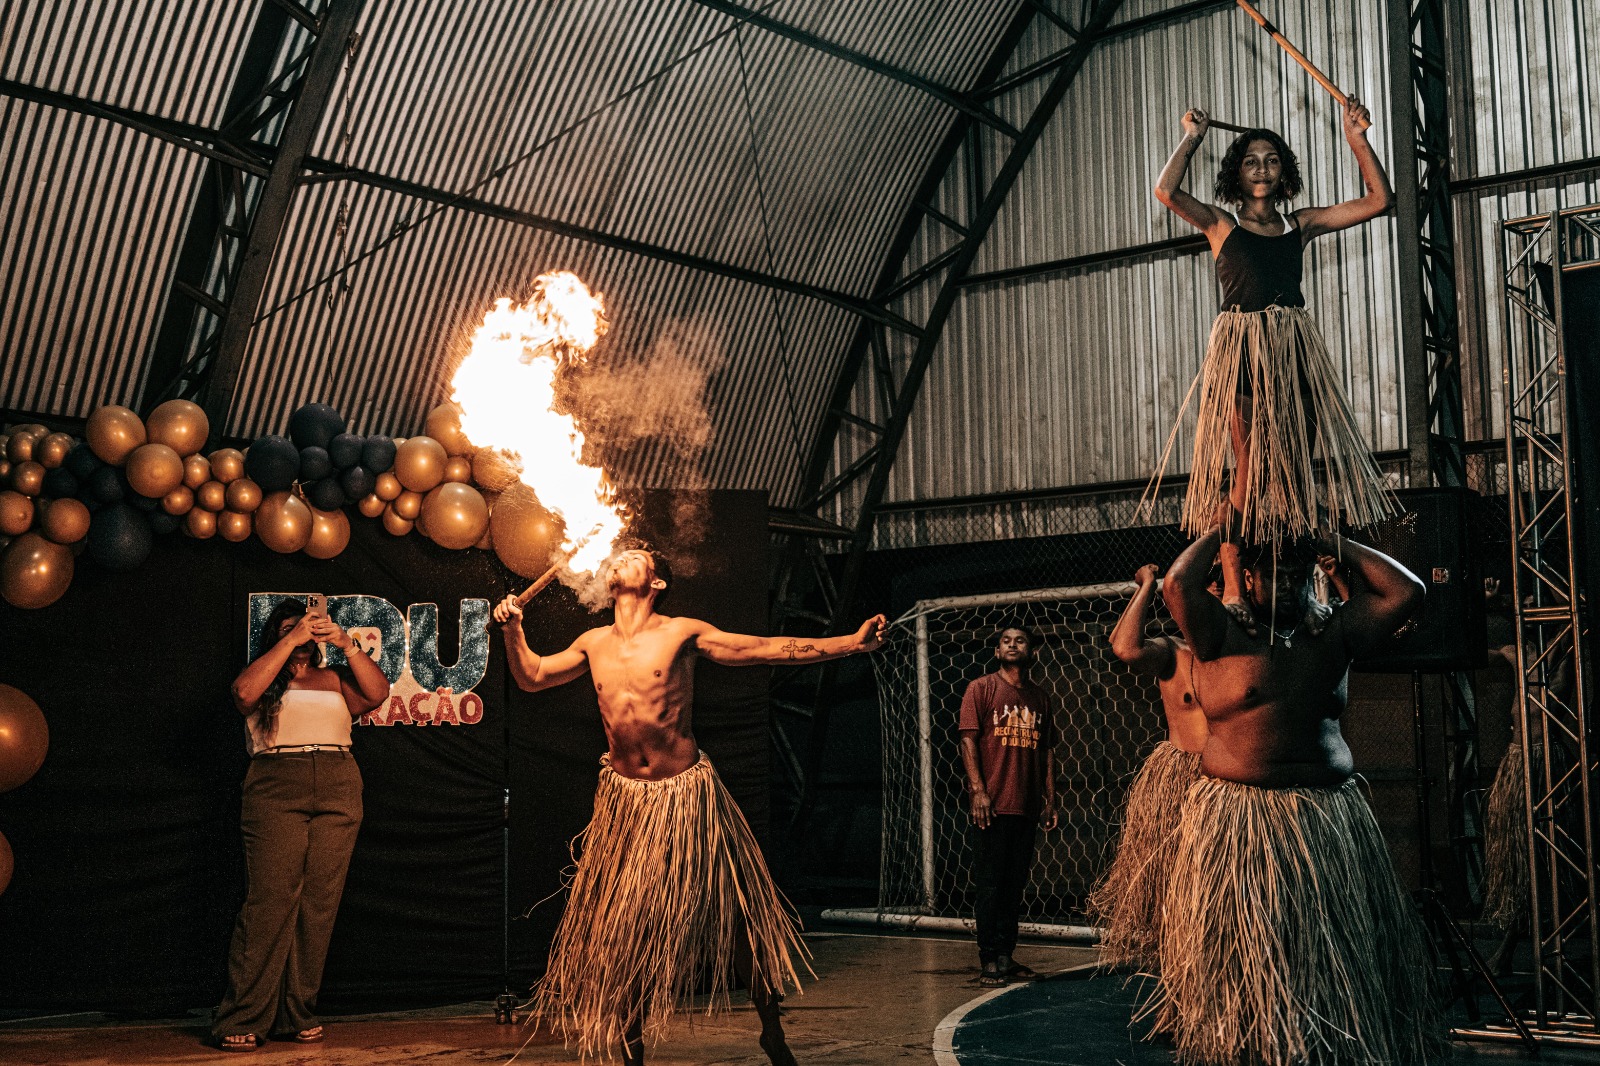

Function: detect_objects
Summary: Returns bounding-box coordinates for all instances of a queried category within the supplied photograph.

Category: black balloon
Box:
[130,490,161,512]
[147,510,181,535]
[88,503,153,571]
[288,403,346,451]
[361,436,396,475]
[85,465,125,504]
[328,433,364,470]
[298,446,334,482]
[65,442,100,480]
[339,465,375,501]
[305,477,346,512]
[42,467,80,500]
[245,435,300,493]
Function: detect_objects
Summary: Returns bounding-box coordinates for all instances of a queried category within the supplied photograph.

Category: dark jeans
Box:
[214,751,363,1040]
[974,814,1037,965]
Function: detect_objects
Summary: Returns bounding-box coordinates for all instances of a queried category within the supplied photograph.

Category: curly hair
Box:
[255,597,322,727]
[1214,128,1303,206]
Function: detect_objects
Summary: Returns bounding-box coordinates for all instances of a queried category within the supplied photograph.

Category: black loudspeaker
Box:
[1354,487,1486,673]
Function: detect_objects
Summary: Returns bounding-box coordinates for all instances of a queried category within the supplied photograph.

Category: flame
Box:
[450,272,626,575]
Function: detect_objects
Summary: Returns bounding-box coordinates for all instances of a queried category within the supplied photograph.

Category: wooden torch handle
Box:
[514,564,562,607]
[1234,0,1355,111]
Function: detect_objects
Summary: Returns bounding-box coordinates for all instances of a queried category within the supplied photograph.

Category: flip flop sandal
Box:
[294,1026,325,1043]
[978,964,1007,987]
[1005,961,1040,980]
[219,1034,258,1053]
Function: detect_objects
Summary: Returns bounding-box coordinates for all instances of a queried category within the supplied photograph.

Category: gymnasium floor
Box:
[0,921,1583,1064]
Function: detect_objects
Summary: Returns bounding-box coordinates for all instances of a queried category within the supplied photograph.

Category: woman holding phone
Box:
[213,596,389,1052]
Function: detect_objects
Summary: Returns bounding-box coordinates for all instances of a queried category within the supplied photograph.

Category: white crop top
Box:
[245,688,353,756]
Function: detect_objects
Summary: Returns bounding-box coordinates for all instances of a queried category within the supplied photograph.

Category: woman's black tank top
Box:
[1216,219,1305,312]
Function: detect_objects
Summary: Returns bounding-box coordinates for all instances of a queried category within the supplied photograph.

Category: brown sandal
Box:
[219,1033,258,1052]
[294,1026,325,1043]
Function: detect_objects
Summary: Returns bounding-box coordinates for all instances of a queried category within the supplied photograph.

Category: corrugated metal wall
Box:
[1,0,1021,506]
[821,0,1406,528]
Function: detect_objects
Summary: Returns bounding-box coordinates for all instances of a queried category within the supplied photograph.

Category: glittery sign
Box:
[246,594,490,728]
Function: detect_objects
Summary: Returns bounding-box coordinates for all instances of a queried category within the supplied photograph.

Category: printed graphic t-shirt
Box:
[958,672,1055,817]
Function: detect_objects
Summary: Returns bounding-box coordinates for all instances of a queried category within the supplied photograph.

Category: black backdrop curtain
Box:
[0,489,769,1012]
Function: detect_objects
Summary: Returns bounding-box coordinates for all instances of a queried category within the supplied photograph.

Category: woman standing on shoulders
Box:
[213,597,389,1052]
[1153,99,1397,631]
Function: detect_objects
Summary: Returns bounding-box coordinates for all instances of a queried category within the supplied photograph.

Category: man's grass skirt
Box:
[1087,740,1202,970]
[1481,741,1530,930]
[1171,306,1397,544]
[1152,775,1446,1065]
[533,752,807,1059]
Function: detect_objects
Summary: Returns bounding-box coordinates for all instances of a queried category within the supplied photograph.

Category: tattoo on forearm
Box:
[780,638,818,660]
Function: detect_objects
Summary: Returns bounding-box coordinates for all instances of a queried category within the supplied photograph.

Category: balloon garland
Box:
[0,399,550,610]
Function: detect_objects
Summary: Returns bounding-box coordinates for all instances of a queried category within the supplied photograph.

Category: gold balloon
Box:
[183,454,212,490]
[225,478,262,514]
[0,829,12,897]
[144,399,209,457]
[218,510,253,543]
[381,506,415,537]
[0,533,73,609]
[425,402,474,456]
[443,456,473,484]
[0,684,49,793]
[254,491,311,553]
[41,498,90,544]
[85,405,146,466]
[471,447,522,493]
[196,480,227,512]
[125,443,185,498]
[208,448,245,484]
[421,483,489,550]
[161,486,195,516]
[358,493,386,519]
[489,483,562,578]
[305,507,351,560]
[392,489,423,521]
[184,508,217,539]
[393,436,447,493]
[10,462,44,498]
[36,433,73,470]
[413,504,431,540]
[474,524,493,551]
[0,492,33,536]
[0,459,10,482]
[5,429,38,465]
[374,472,402,501]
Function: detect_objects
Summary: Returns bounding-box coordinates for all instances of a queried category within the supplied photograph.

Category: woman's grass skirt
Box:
[1087,741,1202,969]
[533,753,807,1059]
[1174,306,1397,543]
[1152,775,1446,1065]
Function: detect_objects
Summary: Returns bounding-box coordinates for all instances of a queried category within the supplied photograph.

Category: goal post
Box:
[865,581,1172,933]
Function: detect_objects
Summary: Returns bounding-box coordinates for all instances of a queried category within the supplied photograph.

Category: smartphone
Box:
[307,593,328,618]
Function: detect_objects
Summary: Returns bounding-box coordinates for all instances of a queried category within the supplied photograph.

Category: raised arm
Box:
[1326,536,1424,658]
[691,614,886,667]
[316,616,390,714]
[1110,564,1178,679]
[1164,528,1232,661]
[1295,97,1394,240]
[1154,108,1233,252]
[492,595,591,692]
[231,613,316,713]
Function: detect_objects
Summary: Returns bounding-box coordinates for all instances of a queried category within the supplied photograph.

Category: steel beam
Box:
[686,0,1020,137]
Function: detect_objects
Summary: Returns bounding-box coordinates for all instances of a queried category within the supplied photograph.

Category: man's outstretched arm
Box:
[1111,564,1177,679]
[1164,528,1231,661]
[692,614,887,666]
[1323,537,1424,658]
[492,595,591,692]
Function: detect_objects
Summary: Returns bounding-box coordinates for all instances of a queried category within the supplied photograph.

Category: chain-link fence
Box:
[871,581,1173,928]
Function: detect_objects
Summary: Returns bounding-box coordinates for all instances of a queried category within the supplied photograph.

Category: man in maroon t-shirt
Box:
[959,621,1058,986]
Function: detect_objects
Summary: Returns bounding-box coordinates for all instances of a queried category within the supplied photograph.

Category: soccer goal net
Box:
[869,582,1172,932]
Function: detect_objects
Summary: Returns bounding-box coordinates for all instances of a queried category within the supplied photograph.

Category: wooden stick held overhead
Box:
[514,563,562,607]
[1235,0,1369,130]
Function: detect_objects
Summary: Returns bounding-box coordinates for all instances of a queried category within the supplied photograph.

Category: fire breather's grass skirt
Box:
[532,753,807,1059]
